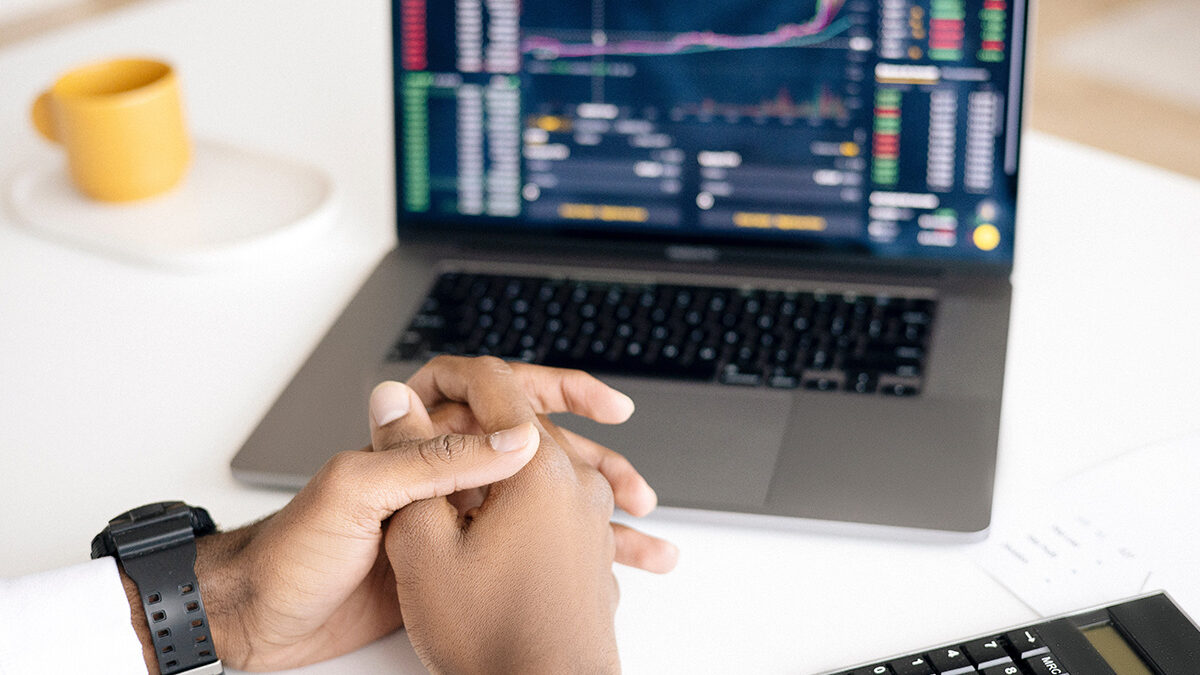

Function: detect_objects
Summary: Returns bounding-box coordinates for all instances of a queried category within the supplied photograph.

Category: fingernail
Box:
[370,381,410,427]
[488,422,536,453]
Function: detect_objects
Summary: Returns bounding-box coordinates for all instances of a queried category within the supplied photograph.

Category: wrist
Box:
[194,528,254,670]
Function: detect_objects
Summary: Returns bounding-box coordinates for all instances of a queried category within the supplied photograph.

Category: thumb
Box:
[358,421,539,520]
[382,423,539,562]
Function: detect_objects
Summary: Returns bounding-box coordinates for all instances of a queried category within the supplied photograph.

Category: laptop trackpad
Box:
[552,380,791,510]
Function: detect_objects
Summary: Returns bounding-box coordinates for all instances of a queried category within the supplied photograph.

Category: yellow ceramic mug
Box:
[31,58,191,202]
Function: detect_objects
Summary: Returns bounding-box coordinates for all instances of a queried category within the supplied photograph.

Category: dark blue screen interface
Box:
[394,0,1026,262]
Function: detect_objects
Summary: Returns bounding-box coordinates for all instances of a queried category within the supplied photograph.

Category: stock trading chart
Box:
[395,0,1024,261]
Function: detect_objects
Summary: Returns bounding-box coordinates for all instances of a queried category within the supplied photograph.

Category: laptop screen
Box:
[392,0,1027,264]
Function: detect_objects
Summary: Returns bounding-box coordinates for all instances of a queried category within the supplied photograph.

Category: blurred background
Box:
[3,0,1198,178]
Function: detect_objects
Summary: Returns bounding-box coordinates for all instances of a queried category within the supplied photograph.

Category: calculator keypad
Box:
[834,627,1069,675]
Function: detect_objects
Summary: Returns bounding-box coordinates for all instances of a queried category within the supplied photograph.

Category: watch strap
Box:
[104,504,222,675]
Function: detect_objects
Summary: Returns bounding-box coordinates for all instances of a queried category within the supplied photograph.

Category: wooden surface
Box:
[1030,0,1200,179]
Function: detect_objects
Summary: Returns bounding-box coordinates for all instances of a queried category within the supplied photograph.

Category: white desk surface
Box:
[3,1,1200,673]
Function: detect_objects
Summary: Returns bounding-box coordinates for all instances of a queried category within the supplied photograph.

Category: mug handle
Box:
[31,91,58,142]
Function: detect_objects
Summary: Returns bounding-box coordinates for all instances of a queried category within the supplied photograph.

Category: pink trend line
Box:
[522,0,844,58]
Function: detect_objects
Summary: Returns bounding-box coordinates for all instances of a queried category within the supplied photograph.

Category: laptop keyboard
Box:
[389,272,935,396]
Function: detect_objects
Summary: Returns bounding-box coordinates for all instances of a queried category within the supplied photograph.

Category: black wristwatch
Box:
[92,501,223,675]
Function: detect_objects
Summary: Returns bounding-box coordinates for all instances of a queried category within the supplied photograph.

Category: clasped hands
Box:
[148,356,677,674]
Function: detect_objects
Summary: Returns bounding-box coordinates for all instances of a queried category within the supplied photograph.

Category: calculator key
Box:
[1003,628,1049,659]
[962,638,1011,668]
[888,655,935,675]
[979,665,1023,675]
[926,646,976,674]
[1025,651,1069,675]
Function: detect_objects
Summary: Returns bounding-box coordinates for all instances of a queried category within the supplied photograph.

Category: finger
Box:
[612,522,679,574]
[407,356,636,430]
[322,422,540,524]
[427,400,482,436]
[407,356,578,482]
[406,355,540,434]
[507,362,635,424]
[559,426,657,517]
[369,381,436,450]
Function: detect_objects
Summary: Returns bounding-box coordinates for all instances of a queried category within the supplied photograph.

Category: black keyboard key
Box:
[408,313,445,331]
[720,369,763,386]
[902,323,927,343]
[1023,651,1067,675]
[654,358,717,380]
[926,646,974,674]
[979,665,1022,675]
[802,373,840,392]
[1003,628,1048,659]
[768,373,800,389]
[391,331,424,360]
[845,371,878,394]
[808,347,833,370]
[962,637,1011,668]
[829,314,847,337]
[888,655,935,675]
[901,310,933,325]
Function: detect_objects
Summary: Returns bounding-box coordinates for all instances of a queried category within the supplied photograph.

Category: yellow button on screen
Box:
[973,224,1000,251]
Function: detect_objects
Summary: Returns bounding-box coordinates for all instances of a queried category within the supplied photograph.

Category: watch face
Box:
[116,501,188,524]
[92,502,205,558]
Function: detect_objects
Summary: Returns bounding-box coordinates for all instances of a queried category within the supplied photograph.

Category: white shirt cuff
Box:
[0,557,148,675]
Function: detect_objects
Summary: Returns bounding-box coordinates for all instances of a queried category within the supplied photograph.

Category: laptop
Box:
[233,0,1029,535]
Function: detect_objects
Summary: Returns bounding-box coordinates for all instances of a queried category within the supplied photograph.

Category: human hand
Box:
[119,357,669,673]
[401,357,679,573]
[378,356,678,673]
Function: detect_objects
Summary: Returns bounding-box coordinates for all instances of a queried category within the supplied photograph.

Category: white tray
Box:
[6,139,338,270]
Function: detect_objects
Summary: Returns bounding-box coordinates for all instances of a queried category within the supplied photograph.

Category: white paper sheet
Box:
[976,429,1200,617]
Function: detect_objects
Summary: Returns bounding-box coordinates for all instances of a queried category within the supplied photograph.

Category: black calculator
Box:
[822,592,1200,675]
